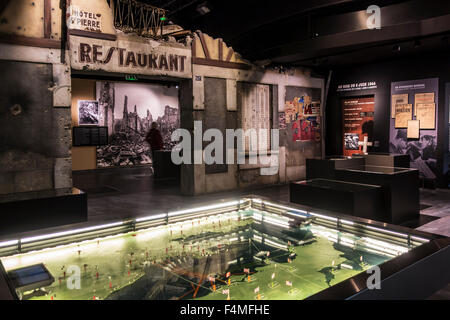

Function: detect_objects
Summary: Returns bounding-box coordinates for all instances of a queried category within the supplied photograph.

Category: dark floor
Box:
[55,166,450,299]
[72,166,450,236]
[73,166,292,222]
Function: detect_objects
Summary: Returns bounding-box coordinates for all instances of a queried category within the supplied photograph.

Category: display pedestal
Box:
[290,179,384,220]
[0,188,87,236]
[364,153,410,168]
[153,151,180,180]
[306,157,365,180]
[335,165,420,224]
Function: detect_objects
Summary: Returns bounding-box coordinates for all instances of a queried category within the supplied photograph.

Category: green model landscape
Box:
[1,209,391,300]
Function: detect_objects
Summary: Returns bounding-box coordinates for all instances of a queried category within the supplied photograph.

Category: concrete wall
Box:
[0,1,324,198]
[181,63,324,195]
[0,0,62,40]
[0,44,72,195]
[0,0,72,196]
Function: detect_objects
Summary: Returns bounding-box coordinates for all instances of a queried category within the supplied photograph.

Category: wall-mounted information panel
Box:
[73,126,108,147]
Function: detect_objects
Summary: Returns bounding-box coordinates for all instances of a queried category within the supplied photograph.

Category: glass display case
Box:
[0,197,448,300]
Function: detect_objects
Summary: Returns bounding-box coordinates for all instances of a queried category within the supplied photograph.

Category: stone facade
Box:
[0,0,324,199]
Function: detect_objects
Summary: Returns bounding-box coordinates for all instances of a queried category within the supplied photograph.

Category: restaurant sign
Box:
[67,6,102,32]
[69,36,192,78]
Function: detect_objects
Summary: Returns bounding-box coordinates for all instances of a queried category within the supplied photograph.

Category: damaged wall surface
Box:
[0,0,324,199]
[182,32,324,195]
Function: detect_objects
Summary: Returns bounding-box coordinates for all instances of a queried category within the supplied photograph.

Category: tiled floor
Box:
[416,189,450,237]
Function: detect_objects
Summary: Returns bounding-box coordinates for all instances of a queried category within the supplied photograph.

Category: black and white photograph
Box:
[344,133,359,150]
[390,130,438,179]
[96,81,179,168]
[78,100,99,125]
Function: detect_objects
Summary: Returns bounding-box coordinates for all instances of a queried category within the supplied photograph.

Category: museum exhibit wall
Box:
[0,0,324,199]
[186,32,324,195]
[71,79,98,171]
[326,51,450,187]
[71,78,180,170]
[0,0,72,195]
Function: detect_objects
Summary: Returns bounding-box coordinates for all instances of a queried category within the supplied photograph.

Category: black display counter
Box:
[306,156,365,180]
[290,179,384,220]
[364,153,410,168]
[153,150,180,180]
[0,188,87,236]
[334,165,420,224]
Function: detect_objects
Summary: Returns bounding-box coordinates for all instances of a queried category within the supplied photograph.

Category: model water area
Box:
[1,208,414,300]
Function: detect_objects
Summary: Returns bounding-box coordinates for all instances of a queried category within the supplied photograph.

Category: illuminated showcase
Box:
[0,198,432,300]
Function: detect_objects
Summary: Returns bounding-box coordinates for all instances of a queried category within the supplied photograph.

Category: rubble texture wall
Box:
[0,0,72,196]
[183,33,324,195]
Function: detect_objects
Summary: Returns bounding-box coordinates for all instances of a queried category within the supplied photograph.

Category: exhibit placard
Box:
[337,81,377,92]
[73,126,108,147]
[414,92,434,116]
[394,104,412,128]
[341,96,375,156]
[391,94,408,118]
[390,78,439,180]
[416,103,436,129]
[407,120,420,139]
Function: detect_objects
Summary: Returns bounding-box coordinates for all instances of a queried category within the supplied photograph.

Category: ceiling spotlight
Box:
[196,2,211,15]
[392,45,401,52]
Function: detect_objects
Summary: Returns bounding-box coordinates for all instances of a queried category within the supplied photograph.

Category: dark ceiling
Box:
[141,0,450,69]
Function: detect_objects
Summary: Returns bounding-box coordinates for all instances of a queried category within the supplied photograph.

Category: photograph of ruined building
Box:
[96,81,179,168]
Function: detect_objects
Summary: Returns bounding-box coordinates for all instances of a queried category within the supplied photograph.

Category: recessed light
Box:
[196,2,211,15]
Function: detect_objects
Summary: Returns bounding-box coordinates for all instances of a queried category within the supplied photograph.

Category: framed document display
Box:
[395,104,412,128]
[414,93,434,116]
[391,94,408,118]
[416,103,436,129]
[407,120,420,139]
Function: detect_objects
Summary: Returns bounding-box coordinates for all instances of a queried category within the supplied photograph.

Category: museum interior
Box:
[0,0,450,302]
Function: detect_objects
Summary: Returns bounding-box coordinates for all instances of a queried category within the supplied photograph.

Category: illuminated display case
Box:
[0,196,448,300]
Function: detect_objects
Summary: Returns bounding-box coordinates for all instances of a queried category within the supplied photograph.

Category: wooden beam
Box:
[193,57,251,70]
[191,37,196,57]
[67,29,117,41]
[225,47,234,62]
[44,0,52,39]
[0,33,61,49]
[198,32,211,60]
[218,38,223,61]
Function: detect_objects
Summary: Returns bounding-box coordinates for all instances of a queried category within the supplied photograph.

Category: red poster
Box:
[341,97,375,156]
[292,121,301,141]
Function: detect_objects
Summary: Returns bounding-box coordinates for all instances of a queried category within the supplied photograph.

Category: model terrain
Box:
[1,209,390,300]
